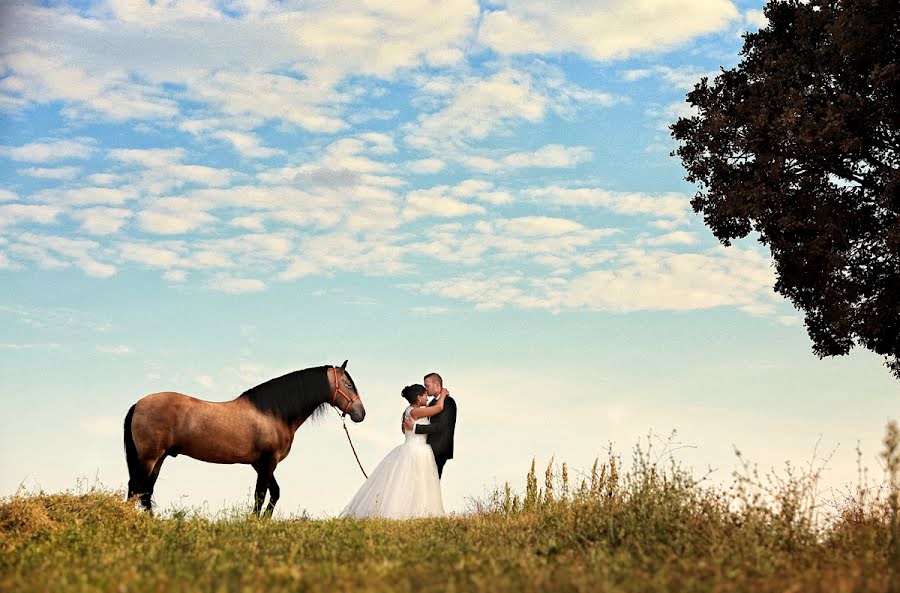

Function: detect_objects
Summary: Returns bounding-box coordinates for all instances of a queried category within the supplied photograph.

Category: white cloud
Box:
[109,148,185,168]
[406,66,615,152]
[181,233,294,273]
[452,179,493,197]
[164,269,188,282]
[120,242,184,269]
[357,132,397,155]
[413,245,777,315]
[407,158,447,174]
[182,186,341,230]
[744,9,768,30]
[20,166,81,180]
[280,231,411,280]
[326,138,395,171]
[479,0,739,61]
[212,130,283,159]
[478,191,513,205]
[0,189,18,202]
[1,138,94,162]
[2,49,180,122]
[502,216,585,236]
[622,65,713,91]
[451,179,513,205]
[162,166,235,192]
[31,187,134,206]
[1,1,479,129]
[137,209,216,235]
[88,173,129,186]
[413,68,547,141]
[0,3,769,313]
[257,137,395,187]
[412,305,451,315]
[103,0,221,25]
[646,101,699,134]
[96,345,133,354]
[106,148,234,193]
[409,217,618,268]
[71,207,133,235]
[0,303,113,332]
[418,273,528,311]
[640,231,698,246]
[500,144,592,169]
[402,187,486,220]
[457,144,593,173]
[209,275,267,294]
[459,156,499,172]
[347,108,400,124]
[10,233,116,277]
[193,71,349,133]
[0,204,62,227]
[230,215,266,231]
[187,249,234,270]
[0,342,62,350]
[527,186,693,223]
[650,219,683,231]
[280,258,319,280]
[778,315,800,327]
[562,247,776,313]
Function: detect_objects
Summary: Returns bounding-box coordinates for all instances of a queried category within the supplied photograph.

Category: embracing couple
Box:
[340,372,457,519]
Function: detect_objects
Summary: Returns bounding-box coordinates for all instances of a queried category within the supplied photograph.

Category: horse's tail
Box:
[123,404,140,488]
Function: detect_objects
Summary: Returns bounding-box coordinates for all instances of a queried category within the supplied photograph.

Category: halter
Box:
[331,366,360,417]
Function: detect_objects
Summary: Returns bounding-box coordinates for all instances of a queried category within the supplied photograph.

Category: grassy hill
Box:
[3,424,898,593]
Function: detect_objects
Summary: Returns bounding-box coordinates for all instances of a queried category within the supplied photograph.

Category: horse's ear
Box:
[341,359,348,370]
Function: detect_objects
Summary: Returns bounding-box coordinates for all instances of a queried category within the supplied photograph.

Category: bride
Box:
[340,384,447,519]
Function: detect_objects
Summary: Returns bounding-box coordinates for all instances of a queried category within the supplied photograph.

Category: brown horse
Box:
[123,361,364,517]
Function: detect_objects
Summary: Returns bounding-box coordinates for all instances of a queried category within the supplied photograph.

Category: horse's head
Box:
[329,360,365,422]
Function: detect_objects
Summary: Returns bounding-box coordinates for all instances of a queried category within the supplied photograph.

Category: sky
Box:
[0,0,897,518]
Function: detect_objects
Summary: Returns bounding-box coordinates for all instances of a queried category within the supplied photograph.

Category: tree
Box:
[671,0,900,378]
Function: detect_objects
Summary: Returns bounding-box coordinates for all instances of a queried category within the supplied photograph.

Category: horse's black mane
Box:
[240,365,335,424]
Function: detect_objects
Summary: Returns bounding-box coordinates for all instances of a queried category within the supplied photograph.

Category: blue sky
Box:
[1,0,896,517]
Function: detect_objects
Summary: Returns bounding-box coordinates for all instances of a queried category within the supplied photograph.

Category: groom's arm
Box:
[414,421,441,435]
[415,397,454,434]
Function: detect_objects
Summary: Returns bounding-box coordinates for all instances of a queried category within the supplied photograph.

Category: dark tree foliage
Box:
[672,0,900,378]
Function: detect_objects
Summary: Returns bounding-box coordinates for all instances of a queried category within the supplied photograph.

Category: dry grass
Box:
[2,422,898,593]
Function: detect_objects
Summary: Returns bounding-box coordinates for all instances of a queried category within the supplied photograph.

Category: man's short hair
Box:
[423,372,442,387]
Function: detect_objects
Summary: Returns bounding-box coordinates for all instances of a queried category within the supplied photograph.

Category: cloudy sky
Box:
[1,0,896,517]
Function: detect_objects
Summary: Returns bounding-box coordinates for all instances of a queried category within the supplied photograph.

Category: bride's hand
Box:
[440,388,449,398]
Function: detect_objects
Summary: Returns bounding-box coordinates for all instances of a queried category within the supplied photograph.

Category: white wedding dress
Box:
[340,405,444,519]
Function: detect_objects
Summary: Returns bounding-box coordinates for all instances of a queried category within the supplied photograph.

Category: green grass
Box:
[3,423,898,593]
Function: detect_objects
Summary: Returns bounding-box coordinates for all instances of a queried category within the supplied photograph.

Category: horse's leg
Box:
[127,456,156,510]
[252,456,276,518]
[264,473,280,519]
[252,465,270,517]
[127,473,143,502]
[140,455,166,514]
[126,405,155,506]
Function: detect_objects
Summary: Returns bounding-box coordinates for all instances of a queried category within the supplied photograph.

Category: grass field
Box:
[3,423,898,593]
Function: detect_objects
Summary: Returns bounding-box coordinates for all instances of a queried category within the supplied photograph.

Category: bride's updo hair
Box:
[401,384,426,404]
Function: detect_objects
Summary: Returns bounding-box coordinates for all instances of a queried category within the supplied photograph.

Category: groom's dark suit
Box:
[415,395,457,478]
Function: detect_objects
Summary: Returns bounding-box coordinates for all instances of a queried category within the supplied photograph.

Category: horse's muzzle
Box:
[347,402,366,422]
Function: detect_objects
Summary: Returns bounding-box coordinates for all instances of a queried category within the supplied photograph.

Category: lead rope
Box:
[337,410,368,479]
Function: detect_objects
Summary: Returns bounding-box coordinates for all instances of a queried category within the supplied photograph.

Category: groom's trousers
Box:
[436,456,448,479]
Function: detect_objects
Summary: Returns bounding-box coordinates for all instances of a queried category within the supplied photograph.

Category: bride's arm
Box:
[409,389,447,420]
[400,407,411,433]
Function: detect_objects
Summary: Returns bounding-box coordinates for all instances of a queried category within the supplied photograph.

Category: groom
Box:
[404,372,457,478]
